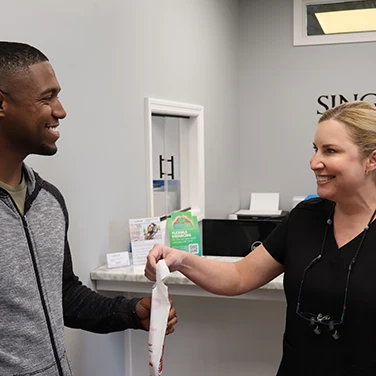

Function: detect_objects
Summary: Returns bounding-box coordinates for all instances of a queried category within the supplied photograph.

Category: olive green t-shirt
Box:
[0,174,27,215]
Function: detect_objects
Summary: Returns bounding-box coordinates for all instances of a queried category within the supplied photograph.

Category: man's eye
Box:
[42,93,56,101]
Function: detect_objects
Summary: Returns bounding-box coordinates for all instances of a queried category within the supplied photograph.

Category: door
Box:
[152,115,181,217]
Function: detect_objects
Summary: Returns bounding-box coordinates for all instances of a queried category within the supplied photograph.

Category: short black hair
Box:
[0,41,48,71]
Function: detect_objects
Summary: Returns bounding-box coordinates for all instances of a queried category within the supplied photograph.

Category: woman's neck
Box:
[334,194,376,218]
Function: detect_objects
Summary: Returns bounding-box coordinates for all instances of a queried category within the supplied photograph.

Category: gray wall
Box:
[4,0,376,374]
[239,0,376,211]
[2,0,240,375]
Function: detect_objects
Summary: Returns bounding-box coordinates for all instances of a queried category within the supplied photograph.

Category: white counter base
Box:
[90,257,286,376]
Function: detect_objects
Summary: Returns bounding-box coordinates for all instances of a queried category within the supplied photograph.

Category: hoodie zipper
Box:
[22,218,64,376]
[0,189,64,376]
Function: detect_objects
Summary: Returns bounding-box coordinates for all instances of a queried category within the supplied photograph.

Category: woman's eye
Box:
[327,148,336,153]
[313,146,318,152]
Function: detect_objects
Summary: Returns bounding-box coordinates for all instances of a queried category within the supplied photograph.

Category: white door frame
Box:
[144,97,205,220]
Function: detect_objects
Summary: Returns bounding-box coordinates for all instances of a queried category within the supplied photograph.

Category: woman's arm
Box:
[145,243,284,296]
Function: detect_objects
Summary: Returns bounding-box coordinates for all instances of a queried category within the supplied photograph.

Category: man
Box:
[0,41,177,376]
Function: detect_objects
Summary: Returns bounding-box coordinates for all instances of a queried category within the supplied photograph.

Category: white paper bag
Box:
[148,260,171,376]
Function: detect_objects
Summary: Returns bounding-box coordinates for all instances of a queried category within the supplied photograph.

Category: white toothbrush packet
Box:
[148,260,171,376]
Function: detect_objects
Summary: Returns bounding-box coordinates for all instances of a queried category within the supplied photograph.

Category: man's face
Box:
[0,61,67,158]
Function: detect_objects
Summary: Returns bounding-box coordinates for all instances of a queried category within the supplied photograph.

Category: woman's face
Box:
[310,119,368,201]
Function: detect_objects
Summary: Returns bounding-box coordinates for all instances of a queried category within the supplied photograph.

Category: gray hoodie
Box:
[0,164,143,376]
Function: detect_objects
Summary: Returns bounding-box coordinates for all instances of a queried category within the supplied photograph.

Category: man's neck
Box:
[0,157,24,186]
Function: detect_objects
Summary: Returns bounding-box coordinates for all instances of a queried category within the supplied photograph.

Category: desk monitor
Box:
[202,217,285,257]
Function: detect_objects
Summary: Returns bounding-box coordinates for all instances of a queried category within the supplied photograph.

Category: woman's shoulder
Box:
[285,198,333,227]
[293,197,333,213]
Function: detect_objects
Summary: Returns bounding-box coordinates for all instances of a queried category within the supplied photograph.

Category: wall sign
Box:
[317,93,376,114]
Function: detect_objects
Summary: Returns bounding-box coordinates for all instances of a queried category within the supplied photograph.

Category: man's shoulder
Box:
[41,179,64,199]
[24,164,66,206]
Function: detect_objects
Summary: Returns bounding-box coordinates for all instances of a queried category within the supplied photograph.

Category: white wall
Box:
[239,0,376,210]
[2,1,240,375]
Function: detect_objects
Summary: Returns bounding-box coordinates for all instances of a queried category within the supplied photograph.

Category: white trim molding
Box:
[144,98,205,220]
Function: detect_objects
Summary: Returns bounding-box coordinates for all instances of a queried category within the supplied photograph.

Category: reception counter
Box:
[90,257,287,376]
[90,256,285,301]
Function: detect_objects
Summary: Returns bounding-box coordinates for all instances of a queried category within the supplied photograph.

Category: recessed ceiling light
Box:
[315,8,376,34]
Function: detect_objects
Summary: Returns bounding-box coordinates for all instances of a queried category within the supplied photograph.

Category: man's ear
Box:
[0,91,5,118]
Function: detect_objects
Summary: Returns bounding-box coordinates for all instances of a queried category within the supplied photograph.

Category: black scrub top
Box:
[263,198,376,376]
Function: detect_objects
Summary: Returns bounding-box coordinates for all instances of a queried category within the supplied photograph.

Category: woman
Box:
[145,101,376,375]
[144,222,158,240]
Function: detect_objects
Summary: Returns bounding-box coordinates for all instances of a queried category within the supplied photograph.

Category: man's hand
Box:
[135,296,178,334]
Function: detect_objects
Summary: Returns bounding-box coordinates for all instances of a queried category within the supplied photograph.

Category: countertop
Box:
[91,256,285,301]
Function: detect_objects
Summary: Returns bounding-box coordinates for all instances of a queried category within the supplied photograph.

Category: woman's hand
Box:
[144,244,187,281]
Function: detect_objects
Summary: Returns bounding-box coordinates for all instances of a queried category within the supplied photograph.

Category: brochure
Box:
[129,217,162,265]
[167,211,201,256]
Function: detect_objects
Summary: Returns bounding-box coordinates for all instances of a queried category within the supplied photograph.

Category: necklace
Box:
[296,206,376,340]
[329,207,376,257]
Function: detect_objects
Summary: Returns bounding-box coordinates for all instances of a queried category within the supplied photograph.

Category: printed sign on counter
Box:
[168,211,201,256]
[106,251,130,269]
[129,217,162,265]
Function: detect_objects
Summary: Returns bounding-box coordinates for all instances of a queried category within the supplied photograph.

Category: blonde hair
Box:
[319,101,376,159]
